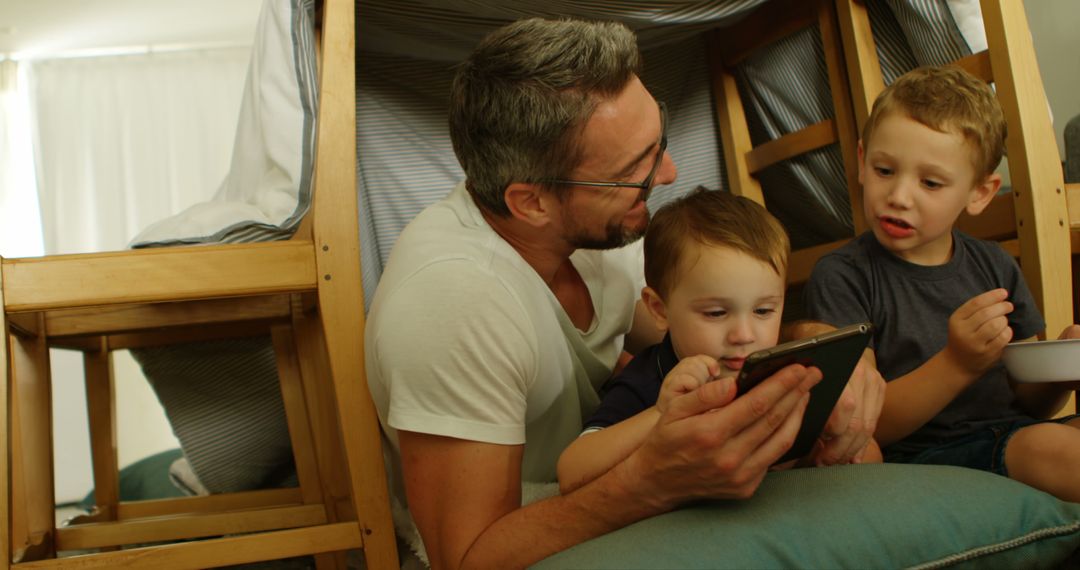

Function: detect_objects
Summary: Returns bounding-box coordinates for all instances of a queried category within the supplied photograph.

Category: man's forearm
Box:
[460,462,669,569]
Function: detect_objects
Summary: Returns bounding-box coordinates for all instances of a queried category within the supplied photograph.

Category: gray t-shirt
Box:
[804,231,1045,454]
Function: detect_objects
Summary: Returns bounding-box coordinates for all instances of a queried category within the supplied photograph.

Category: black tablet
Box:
[735,322,873,464]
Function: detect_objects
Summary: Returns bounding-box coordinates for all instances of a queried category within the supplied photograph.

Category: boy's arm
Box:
[557,408,659,494]
[875,289,1014,445]
[560,355,726,493]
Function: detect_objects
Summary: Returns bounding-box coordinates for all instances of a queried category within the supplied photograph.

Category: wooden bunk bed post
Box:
[309,0,399,562]
[980,0,1073,336]
[1,266,9,570]
[833,0,883,130]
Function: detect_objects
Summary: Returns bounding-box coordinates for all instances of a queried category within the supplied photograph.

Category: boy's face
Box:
[644,243,784,379]
[859,112,999,265]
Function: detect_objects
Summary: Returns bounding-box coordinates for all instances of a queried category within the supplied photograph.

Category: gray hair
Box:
[449,18,642,216]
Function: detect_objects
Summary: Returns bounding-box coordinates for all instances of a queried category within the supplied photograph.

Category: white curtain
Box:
[0,60,44,258]
[21,47,252,503]
[28,48,251,254]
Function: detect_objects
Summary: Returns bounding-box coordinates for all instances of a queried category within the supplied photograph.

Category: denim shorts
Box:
[885,414,1080,477]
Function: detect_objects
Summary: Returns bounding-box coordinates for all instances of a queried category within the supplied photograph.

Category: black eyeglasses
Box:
[549,101,668,201]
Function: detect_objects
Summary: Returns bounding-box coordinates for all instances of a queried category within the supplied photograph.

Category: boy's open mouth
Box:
[879,215,915,238]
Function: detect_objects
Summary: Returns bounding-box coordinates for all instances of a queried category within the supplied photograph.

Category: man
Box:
[365,18,884,569]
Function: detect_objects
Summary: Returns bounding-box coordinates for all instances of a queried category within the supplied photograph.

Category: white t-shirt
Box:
[366,181,643,512]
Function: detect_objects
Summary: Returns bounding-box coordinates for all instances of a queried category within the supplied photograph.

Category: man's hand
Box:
[656,355,721,414]
[946,289,1014,375]
[816,350,885,464]
[619,363,822,508]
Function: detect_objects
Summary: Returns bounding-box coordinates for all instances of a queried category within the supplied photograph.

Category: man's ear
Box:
[641,286,669,332]
[504,182,555,228]
[856,140,866,186]
[965,172,1002,216]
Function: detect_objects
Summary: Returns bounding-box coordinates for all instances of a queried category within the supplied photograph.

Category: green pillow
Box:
[533,464,1080,569]
[80,447,187,509]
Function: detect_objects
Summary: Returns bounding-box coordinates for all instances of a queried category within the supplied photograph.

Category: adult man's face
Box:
[557,76,677,250]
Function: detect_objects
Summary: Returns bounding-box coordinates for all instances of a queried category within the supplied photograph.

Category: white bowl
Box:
[1002,338,1080,383]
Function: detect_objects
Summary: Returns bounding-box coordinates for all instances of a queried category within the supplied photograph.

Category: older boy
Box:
[559,189,882,492]
[804,65,1080,501]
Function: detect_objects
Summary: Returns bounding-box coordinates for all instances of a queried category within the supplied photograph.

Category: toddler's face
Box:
[860,112,987,265]
[663,243,784,379]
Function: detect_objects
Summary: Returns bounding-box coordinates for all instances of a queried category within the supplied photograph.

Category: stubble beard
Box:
[565,208,649,250]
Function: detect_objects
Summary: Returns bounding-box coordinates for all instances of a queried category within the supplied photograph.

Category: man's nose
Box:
[654,151,677,188]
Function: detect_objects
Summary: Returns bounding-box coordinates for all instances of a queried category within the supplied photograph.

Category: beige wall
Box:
[1026,0,1080,162]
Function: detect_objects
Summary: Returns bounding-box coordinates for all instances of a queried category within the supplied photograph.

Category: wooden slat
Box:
[818,0,865,234]
[276,320,350,569]
[982,0,1073,339]
[956,192,1017,241]
[745,119,837,174]
[83,341,119,525]
[2,241,316,313]
[786,238,850,287]
[272,325,326,506]
[707,31,765,204]
[56,505,326,551]
[1,260,11,570]
[43,295,292,338]
[9,314,55,563]
[293,305,353,522]
[7,313,39,338]
[835,0,884,131]
[21,522,361,569]
[115,488,302,521]
[1067,183,1080,229]
[311,0,397,566]
[953,50,993,83]
[104,321,275,351]
[718,0,817,66]
[999,238,1020,259]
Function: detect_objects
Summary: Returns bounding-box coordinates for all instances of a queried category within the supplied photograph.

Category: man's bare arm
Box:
[400,363,820,569]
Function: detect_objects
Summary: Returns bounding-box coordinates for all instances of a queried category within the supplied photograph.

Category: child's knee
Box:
[1005,423,1080,467]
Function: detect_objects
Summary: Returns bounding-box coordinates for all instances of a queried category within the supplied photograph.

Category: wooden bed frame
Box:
[0,0,399,568]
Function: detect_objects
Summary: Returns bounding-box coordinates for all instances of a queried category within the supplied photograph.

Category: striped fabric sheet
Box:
[130,0,318,249]
[133,0,976,494]
[127,0,316,494]
[357,0,974,298]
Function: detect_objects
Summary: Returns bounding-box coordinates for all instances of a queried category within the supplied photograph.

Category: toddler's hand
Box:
[946,289,1013,375]
[657,355,725,415]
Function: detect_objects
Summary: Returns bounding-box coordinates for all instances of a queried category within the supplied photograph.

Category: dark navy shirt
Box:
[804,230,1045,454]
[584,334,679,430]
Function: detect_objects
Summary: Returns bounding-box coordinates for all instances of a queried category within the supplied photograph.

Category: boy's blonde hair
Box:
[644,188,790,299]
[862,65,1006,179]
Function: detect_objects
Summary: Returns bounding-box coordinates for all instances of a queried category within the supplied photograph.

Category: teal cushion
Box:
[80,448,187,509]
[533,464,1080,569]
